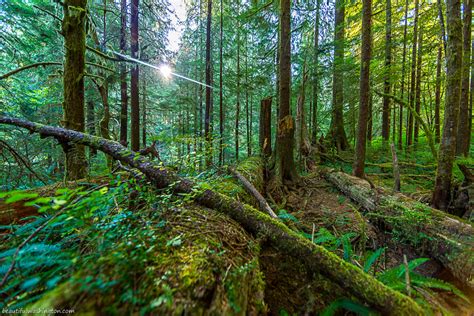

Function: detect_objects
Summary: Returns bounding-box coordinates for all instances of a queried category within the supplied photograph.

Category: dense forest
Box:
[0,0,473,314]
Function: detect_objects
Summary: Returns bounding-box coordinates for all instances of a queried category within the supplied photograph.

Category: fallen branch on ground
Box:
[0,116,423,315]
[229,166,277,218]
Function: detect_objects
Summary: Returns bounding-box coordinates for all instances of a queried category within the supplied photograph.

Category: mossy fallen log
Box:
[0,116,423,315]
[321,167,474,289]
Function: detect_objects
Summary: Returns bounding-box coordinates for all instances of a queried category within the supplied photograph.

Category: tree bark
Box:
[235,0,241,162]
[353,0,372,178]
[432,0,463,211]
[382,0,391,143]
[219,0,224,165]
[311,0,321,144]
[274,0,298,183]
[413,29,423,144]
[86,101,97,157]
[398,0,409,150]
[329,0,349,152]
[61,0,88,180]
[406,0,419,148]
[259,97,272,158]
[0,115,424,315]
[456,0,472,156]
[204,0,213,166]
[119,0,128,146]
[130,0,140,151]
[434,42,442,144]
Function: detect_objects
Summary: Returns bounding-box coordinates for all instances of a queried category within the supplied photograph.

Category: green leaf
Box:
[5,192,38,204]
[364,248,385,273]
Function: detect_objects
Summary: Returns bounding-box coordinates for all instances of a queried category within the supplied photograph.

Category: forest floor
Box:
[0,153,473,315]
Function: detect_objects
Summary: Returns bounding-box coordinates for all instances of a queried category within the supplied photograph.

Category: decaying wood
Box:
[0,116,423,315]
[390,143,400,192]
[229,167,278,218]
[138,140,161,160]
[322,167,474,289]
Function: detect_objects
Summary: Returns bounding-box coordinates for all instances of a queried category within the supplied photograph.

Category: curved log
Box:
[322,167,474,289]
[0,116,423,315]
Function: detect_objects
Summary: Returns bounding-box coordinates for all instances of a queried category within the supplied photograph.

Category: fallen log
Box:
[229,166,278,218]
[0,116,423,315]
[321,168,474,289]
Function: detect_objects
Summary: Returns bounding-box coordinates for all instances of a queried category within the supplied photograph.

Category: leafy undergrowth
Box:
[0,175,265,315]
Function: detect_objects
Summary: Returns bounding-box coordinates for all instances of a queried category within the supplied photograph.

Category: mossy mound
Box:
[28,204,266,315]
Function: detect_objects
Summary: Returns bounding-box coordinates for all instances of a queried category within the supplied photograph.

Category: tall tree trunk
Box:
[456,0,472,156]
[382,0,391,143]
[398,0,409,150]
[311,0,321,144]
[119,0,128,146]
[235,0,240,161]
[329,0,349,152]
[414,29,423,144]
[434,42,442,143]
[204,0,213,166]
[353,0,372,178]
[469,40,474,154]
[219,0,224,165]
[245,35,251,157]
[260,97,272,158]
[62,0,88,180]
[130,0,140,151]
[432,0,463,211]
[406,0,419,148]
[367,85,373,143]
[274,0,297,183]
[142,76,147,147]
[296,63,309,163]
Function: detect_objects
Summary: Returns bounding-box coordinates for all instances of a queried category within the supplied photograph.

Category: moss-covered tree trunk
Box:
[352,0,372,178]
[455,0,472,156]
[432,0,463,211]
[274,0,298,183]
[329,0,349,152]
[0,116,425,315]
[62,0,88,180]
[323,168,474,289]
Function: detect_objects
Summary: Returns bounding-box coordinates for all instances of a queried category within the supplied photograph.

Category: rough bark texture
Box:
[130,0,140,151]
[311,0,321,144]
[0,115,424,315]
[275,0,298,183]
[406,0,419,148]
[259,97,272,158]
[456,0,472,156]
[204,0,213,166]
[86,101,97,157]
[61,0,88,180]
[432,0,463,211]
[390,143,400,192]
[382,0,391,142]
[119,0,128,146]
[329,0,349,152]
[398,0,409,150]
[219,0,224,165]
[434,42,442,144]
[352,0,372,178]
[296,63,310,161]
[413,29,423,144]
[323,168,474,290]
